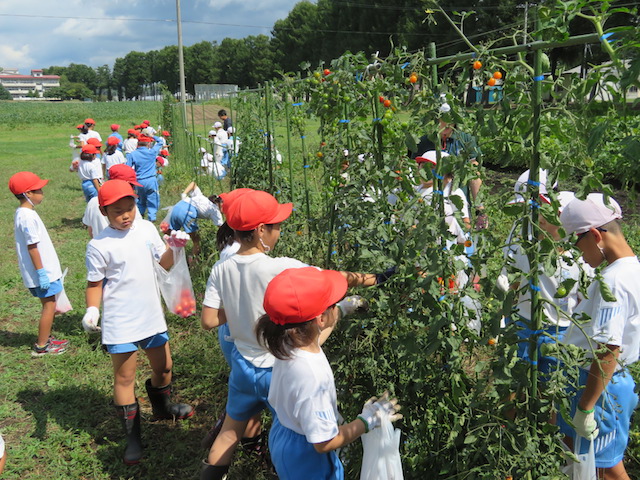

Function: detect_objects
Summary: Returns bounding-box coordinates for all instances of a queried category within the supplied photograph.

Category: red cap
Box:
[8,171,49,195]
[142,120,150,125]
[76,124,84,129]
[218,188,254,217]
[138,135,154,143]
[160,149,170,156]
[108,164,142,187]
[127,129,139,136]
[263,267,347,325]
[162,130,170,137]
[86,137,102,148]
[84,118,95,125]
[156,156,165,166]
[107,136,120,146]
[81,144,99,154]
[98,180,138,207]
[226,190,292,230]
[134,125,143,130]
[110,124,120,131]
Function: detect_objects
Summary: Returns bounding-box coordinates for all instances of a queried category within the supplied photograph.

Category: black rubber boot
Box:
[200,460,229,480]
[115,401,143,465]
[145,379,194,420]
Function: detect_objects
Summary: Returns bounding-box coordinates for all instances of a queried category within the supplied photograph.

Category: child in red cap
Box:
[256,267,401,479]
[9,172,68,356]
[76,144,103,202]
[102,136,127,179]
[83,179,193,465]
[109,124,123,151]
[123,129,139,155]
[199,189,389,479]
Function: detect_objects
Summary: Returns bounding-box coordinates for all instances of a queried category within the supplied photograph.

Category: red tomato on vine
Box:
[383,99,392,108]
[323,69,331,76]
[493,71,503,79]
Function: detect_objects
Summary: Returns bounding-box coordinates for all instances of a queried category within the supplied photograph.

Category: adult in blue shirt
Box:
[126,135,161,221]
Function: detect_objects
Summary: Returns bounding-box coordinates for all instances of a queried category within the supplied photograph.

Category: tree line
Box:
[39,0,634,101]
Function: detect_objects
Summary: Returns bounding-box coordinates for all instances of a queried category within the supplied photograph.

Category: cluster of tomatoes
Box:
[173,288,196,318]
[378,95,392,108]
[472,60,503,86]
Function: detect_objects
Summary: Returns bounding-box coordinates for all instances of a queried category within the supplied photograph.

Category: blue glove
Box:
[36,268,50,290]
[375,266,397,285]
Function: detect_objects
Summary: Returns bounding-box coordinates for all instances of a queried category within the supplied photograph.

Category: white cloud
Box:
[0,44,34,69]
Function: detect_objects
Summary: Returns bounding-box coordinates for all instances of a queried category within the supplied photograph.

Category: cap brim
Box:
[322,270,348,307]
[415,157,436,165]
[266,203,293,225]
[33,178,49,190]
[129,180,143,187]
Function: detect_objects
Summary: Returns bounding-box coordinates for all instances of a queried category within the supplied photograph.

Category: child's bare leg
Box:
[190,231,201,257]
[37,296,56,346]
[244,414,261,438]
[111,351,138,405]
[145,341,173,387]
[207,414,249,466]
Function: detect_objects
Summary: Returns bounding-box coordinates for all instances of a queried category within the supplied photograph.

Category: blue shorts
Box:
[226,344,273,421]
[106,331,170,354]
[270,416,343,480]
[513,318,567,376]
[218,323,234,366]
[558,367,638,468]
[82,179,98,202]
[29,279,63,298]
[169,200,199,234]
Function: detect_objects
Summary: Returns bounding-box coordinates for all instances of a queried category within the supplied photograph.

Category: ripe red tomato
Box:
[323,69,331,76]
[487,77,496,86]
[383,99,392,108]
[379,96,385,103]
[473,61,482,70]
[493,71,503,79]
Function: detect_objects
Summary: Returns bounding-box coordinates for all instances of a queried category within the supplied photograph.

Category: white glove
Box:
[82,306,101,333]
[357,391,402,432]
[572,408,599,440]
[496,273,510,292]
[336,295,368,317]
[164,230,190,250]
[181,193,188,201]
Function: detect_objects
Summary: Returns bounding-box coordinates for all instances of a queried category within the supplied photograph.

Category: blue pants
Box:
[226,344,273,421]
[270,416,343,480]
[221,149,230,168]
[558,368,638,468]
[82,179,98,202]
[513,318,567,377]
[169,200,198,233]
[136,176,159,221]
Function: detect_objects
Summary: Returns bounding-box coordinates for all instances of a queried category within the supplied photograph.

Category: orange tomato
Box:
[409,74,418,84]
[488,338,497,346]
[493,71,503,79]
[487,77,496,86]
[383,99,392,108]
[473,60,482,70]
[323,69,331,76]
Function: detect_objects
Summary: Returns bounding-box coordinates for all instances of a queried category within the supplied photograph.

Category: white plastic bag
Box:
[571,436,597,480]
[360,412,403,480]
[55,268,73,314]
[154,248,196,318]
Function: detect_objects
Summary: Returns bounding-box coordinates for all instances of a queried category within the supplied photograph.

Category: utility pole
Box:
[176,0,187,124]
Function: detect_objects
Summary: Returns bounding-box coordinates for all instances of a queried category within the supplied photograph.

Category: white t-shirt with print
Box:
[203,253,307,368]
[86,220,168,345]
[508,244,584,327]
[14,208,62,288]
[77,158,103,182]
[564,256,640,369]
[185,186,223,226]
[123,138,138,155]
[269,349,339,444]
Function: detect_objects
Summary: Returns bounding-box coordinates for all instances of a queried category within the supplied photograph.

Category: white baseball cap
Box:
[415,150,450,165]
[538,190,575,213]
[560,193,622,235]
[208,130,216,136]
[198,147,207,153]
[213,121,222,129]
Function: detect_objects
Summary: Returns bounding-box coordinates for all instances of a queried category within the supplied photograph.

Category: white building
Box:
[0,69,61,100]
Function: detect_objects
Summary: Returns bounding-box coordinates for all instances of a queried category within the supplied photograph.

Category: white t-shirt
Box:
[82,197,109,238]
[86,130,102,142]
[203,253,307,367]
[507,244,584,327]
[564,256,640,370]
[86,220,168,345]
[186,186,223,226]
[219,241,240,262]
[77,158,103,182]
[123,138,138,155]
[103,150,127,173]
[14,208,62,288]
[269,349,339,444]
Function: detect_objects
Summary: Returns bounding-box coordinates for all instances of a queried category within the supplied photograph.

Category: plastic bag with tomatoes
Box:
[154,248,197,318]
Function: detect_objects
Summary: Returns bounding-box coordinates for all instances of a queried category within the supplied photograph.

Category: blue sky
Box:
[0,0,303,73]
